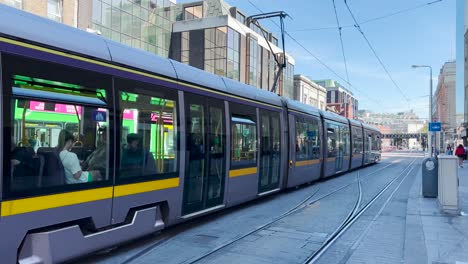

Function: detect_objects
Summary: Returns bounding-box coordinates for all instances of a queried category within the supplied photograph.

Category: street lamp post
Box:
[412,65,433,157]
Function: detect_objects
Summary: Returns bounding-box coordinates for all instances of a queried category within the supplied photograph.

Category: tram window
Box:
[341,125,350,156]
[327,125,337,158]
[119,90,178,179]
[231,115,257,167]
[295,118,320,160]
[7,75,110,196]
[352,128,363,154]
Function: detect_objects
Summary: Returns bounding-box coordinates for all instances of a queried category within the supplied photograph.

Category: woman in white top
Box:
[57,130,101,184]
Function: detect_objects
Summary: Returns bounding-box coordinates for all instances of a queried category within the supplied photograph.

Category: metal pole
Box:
[411,64,433,156]
[429,66,433,157]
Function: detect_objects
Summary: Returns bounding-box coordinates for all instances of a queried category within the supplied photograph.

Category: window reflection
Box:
[184,5,203,20]
[231,116,257,167]
[296,118,320,160]
[119,91,177,178]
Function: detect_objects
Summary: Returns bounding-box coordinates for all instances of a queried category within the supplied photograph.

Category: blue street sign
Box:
[429,122,441,132]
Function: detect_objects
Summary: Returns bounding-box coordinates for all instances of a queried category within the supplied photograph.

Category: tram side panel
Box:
[286,113,322,188]
[225,102,260,206]
[0,53,117,263]
[110,77,182,225]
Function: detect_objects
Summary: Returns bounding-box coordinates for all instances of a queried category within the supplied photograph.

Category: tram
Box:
[0,5,381,263]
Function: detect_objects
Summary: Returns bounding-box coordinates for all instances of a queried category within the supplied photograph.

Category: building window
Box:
[205,27,227,76]
[4,0,22,9]
[257,46,263,87]
[247,36,258,87]
[181,31,190,65]
[271,36,278,46]
[226,28,240,81]
[47,0,62,22]
[91,0,174,57]
[282,61,294,99]
[184,5,203,20]
[236,12,245,24]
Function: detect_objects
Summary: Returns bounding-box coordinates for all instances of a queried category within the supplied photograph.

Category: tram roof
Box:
[284,99,321,117]
[362,123,381,133]
[348,119,363,127]
[1,5,284,108]
[320,110,349,124]
[221,77,283,107]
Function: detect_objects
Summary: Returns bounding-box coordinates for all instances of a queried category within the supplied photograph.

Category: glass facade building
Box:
[169,0,295,98]
[90,0,176,57]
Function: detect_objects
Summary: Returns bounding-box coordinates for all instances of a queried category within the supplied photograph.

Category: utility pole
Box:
[246,11,289,94]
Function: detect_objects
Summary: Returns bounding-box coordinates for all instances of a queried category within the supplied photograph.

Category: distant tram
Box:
[0,5,381,263]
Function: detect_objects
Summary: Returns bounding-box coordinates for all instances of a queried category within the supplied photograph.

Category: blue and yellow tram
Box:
[0,5,381,263]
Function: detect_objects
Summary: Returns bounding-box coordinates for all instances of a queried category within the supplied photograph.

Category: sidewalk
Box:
[405,158,468,264]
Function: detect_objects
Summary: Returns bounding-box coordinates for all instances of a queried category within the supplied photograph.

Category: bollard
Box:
[437,155,459,214]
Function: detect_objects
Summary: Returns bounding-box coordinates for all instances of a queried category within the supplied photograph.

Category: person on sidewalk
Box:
[446,144,453,155]
[455,144,465,168]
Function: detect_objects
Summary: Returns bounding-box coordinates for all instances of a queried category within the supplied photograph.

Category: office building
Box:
[293,74,326,110]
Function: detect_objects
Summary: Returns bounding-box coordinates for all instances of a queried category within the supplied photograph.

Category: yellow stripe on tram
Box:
[229,167,257,178]
[295,159,320,167]
[114,178,179,197]
[0,178,180,217]
[0,187,113,217]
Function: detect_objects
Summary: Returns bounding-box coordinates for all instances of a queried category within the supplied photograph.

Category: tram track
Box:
[303,158,418,264]
[92,158,406,264]
[181,159,410,264]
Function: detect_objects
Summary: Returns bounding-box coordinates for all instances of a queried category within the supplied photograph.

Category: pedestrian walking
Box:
[446,144,453,155]
[455,144,465,168]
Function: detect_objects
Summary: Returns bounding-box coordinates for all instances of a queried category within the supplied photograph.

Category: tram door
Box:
[182,95,226,215]
[258,110,281,193]
[364,133,372,163]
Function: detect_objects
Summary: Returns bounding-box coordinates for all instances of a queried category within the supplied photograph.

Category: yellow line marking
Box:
[327,157,336,162]
[1,187,113,217]
[229,167,257,178]
[114,178,179,197]
[295,159,320,167]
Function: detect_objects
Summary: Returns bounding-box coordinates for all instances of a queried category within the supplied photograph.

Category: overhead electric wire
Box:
[246,0,382,106]
[343,0,410,106]
[287,0,444,32]
[332,0,350,84]
[359,0,442,25]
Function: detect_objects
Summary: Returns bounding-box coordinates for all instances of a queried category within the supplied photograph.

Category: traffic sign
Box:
[429,122,441,132]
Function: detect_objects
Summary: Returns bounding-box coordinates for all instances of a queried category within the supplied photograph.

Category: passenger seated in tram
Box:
[81,126,107,176]
[11,136,39,189]
[57,129,102,184]
[120,133,156,177]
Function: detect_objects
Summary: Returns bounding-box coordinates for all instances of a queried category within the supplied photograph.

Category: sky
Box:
[179,0,456,120]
